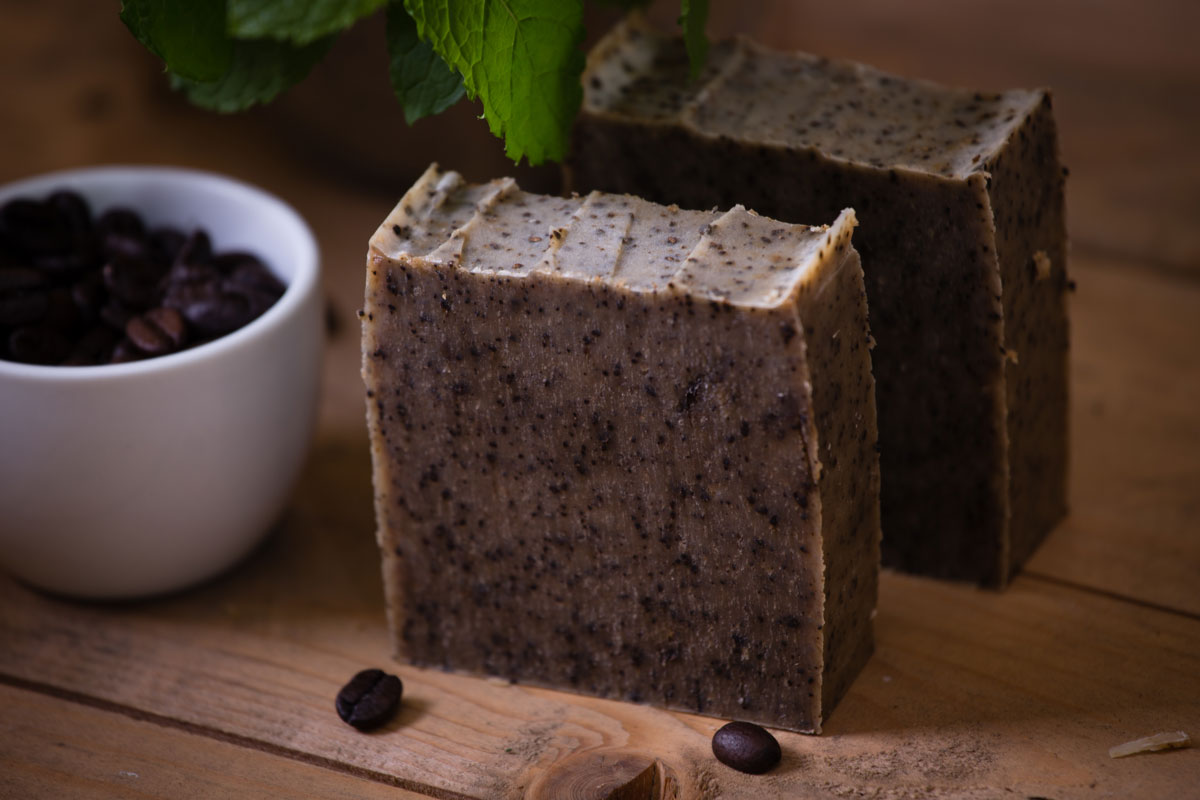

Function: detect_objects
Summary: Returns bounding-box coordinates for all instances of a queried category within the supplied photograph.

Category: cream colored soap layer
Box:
[372,166,855,306]
[583,24,1039,179]
[362,166,880,732]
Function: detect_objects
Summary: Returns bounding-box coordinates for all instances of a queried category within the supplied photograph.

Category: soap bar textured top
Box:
[362,165,881,733]
[587,33,1035,178]
[569,20,1070,586]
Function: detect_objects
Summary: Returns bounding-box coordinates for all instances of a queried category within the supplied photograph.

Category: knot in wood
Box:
[526,750,660,800]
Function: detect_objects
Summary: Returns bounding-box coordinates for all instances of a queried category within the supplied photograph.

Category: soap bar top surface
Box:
[371,165,856,307]
[584,22,1043,178]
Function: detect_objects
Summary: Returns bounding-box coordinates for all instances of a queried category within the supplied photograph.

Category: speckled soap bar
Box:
[362,165,881,733]
[568,20,1069,586]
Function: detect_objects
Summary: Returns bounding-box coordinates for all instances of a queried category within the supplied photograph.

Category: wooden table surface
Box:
[2,2,1198,798]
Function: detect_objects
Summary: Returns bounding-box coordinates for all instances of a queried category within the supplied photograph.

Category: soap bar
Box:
[568,20,1069,586]
[362,165,881,733]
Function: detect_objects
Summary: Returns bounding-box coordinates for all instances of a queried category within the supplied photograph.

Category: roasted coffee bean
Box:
[97,207,144,236]
[47,190,93,237]
[43,287,82,332]
[99,298,134,331]
[0,187,280,366]
[96,208,147,260]
[125,307,187,356]
[174,229,213,267]
[0,288,48,326]
[711,721,782,774]
[164,278,254,337]
[224,280,278,320]
[70,273,105,322]
[7,324,71,365]
[46,190,99,272]
[32,250,90,273]
[0,267,46,292]
[165,259,220,286]
[149,226,187,265]
[103,254,164,308]
[210,250,249,274]
[62,325,117,366]
[206,290,257,334]
[0,228,21,265]
[109,336,142,364]
[0,198,70,256]
[222,253,285,295]
[101,236,148,261]
[161,275,215,313]
[335,668,403,731]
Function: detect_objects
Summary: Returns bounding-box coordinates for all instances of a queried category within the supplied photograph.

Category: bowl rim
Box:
[0,164,320,382]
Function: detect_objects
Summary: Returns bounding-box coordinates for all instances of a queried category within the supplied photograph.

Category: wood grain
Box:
[1025,256,1200,614]
[525,750,659,800]
[2,495,1198,799]
[0,683,427,800]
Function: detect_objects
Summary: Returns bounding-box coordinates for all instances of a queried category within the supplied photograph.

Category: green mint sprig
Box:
[119,0,710,166]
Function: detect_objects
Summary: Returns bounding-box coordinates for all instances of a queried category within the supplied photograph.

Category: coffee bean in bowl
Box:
[0,190,284,366]
[0,166,321,599]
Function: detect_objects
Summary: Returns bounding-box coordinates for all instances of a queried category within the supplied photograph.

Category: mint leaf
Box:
[123,0,703,164]
[404,0,585,165]
[120,0,233,82]
[591,0,652,8]
[228,0,386,45]
[678,0,709,79]
[169,36,333,112]
[386,3,465,125]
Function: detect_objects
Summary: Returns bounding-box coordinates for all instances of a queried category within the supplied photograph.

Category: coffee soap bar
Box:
[362,165,881,733]
[568,21,1070,586]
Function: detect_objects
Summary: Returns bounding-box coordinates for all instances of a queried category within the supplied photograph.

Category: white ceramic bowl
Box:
[0,166,321,598]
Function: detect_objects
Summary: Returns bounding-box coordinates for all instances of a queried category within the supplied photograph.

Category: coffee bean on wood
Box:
[0,189,284,365]
[335,668,403,731]
[711,721,783,774]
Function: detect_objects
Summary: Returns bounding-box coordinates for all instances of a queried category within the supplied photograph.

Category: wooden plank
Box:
[1024,255,1200,614]
[2,495,1198,800]
[0,684,428,800]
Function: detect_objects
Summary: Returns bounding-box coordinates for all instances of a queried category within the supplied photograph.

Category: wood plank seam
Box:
[1070,240,1200,285]
[4,567,1198,798]
[1022,571,1200,623]
[0,672,465,800]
